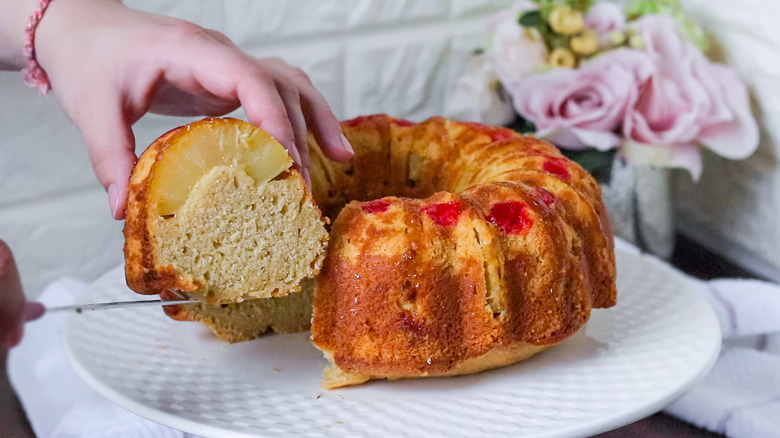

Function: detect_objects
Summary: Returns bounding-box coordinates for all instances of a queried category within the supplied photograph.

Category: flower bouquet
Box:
[448,0,760,256]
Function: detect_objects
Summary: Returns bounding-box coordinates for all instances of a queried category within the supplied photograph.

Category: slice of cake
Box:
[161,278,316,343]
[124,117,329,305]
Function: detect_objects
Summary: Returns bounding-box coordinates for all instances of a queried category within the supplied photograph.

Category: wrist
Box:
[31,0,126,92]
[33,0,126,69]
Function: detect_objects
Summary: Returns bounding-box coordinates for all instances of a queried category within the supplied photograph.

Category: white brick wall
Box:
[0,0,512,298]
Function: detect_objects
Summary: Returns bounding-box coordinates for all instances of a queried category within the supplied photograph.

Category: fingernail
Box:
[25,302,45,321]
[339,133,354,155]
[301,167,312,187]
[287,142,302,167]
[107,184,120,219]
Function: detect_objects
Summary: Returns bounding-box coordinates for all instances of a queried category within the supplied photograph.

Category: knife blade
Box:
[46,298,200,313]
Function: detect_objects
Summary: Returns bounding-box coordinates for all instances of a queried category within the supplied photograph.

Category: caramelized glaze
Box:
[307,115,617,386]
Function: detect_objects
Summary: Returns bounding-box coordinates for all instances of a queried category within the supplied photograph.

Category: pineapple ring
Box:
[148,118,293,216]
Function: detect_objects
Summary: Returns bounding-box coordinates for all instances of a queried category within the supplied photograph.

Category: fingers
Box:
[0,240,26,349]
[259,59,354,163]
[67,20,351,211]
[179,43,298,165]
[153,26,351,171]
[74,102,138,220]
[24,302,45,322]
[233,67,301,168]
[298,83,354,162]
[148,82,239,117]
[286,102,313,186]
[274,80,313,185]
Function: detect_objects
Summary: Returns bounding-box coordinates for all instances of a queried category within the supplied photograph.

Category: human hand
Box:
[0,240,44,350]
[34,0,353,219]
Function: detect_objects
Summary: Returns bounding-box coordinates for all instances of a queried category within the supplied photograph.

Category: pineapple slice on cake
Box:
[149,118,293,216]
[124,117,329,304]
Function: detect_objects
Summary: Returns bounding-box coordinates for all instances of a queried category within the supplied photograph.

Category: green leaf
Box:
[561,148,617,182]
[566,0,594,13]
[518,10,542,27]
[539,2,557,21]
[625,0,709,51]
[626,0,682,20]
[507,115,537,135]
[679,16,710,52]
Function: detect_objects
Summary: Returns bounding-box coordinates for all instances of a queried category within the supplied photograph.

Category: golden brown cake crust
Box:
[320,343,551,389]
[124,124,201,296]
[310,115,617,388]
[124,117,328,303]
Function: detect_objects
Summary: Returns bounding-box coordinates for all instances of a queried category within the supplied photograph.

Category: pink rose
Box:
[509,49,653,150]
[624,15,759,179]
[585,2,626,34]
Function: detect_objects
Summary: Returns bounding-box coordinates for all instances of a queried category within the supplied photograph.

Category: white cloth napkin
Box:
[8,240,780,438]
[612,239,780,437]
[8,278,201,438]
[662,278,780,438]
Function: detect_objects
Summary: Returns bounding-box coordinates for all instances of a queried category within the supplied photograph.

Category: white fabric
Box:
[612,239,780,437]
[663,278,780,438]
[8,240,780,437]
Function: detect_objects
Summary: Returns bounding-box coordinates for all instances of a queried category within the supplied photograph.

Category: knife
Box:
[46,298,200,313]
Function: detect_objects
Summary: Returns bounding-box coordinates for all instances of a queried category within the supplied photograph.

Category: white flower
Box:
[444,52,515,125]
[486,1,548,90]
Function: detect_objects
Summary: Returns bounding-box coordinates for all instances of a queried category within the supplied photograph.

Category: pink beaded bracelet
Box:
[22,0,54,95]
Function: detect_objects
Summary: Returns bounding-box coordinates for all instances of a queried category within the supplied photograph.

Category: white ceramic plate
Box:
[64,249,720,438]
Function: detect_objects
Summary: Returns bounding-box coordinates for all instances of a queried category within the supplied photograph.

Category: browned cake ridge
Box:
[309,115,616,388]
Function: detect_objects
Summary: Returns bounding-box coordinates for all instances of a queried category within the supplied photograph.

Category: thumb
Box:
[0,240,25,349]
[77,106,138,220]
[24,302,45,322]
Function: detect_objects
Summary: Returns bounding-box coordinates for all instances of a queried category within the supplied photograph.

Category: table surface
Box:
[2,234,752,437]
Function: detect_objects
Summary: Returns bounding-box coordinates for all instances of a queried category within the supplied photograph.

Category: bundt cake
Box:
[123,115,616,387]
[160,279,315,343]
[124,117,329,305]
[309,115,616,388]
